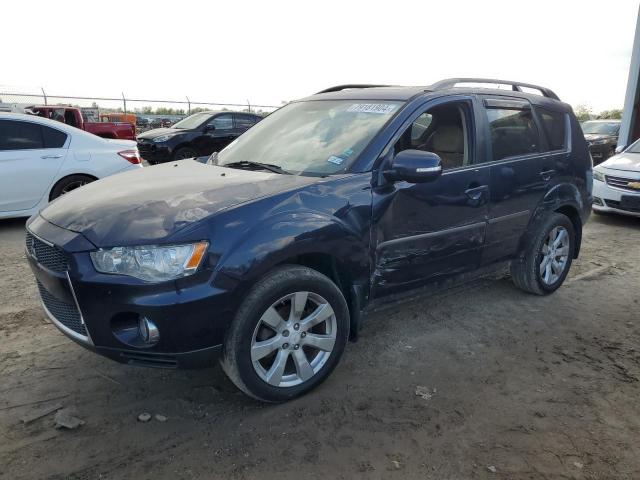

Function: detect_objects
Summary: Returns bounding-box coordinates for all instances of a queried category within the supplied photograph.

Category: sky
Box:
[2,0,638,112]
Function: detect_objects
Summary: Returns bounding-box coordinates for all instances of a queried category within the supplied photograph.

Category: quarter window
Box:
[208,114,234,130]
[42,125,68,148]
[487,108,539,160]
[537,107,566,151]
[0,120,43,150]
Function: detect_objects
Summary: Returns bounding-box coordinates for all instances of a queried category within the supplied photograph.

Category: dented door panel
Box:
[371,167,490,296]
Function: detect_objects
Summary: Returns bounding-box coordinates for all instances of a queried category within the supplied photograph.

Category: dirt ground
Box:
[1,213,639,480]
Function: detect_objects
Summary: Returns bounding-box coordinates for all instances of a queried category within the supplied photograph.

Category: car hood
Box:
[598,152,640,173]
[137,128,185,140]
[39,160,317,247]
[584,133,614,142]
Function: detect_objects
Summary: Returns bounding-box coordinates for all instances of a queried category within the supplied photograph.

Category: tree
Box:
[574,104,592,122]
[597,109,623,120]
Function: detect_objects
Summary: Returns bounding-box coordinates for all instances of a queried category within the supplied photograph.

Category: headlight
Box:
[152,135,173,143]
[593,169,605,182]
[90,242,208,282]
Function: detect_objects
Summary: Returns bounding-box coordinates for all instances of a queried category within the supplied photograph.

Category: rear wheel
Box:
[173,147,198,160]
[511,213,575,295]
[221,265,349,402]
[50,174,95,200]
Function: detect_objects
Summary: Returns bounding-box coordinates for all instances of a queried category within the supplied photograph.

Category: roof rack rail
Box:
[429,78,560,101]
[316,84,392,94]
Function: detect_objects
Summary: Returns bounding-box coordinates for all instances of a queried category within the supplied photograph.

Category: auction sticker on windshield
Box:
[347,104,397,114]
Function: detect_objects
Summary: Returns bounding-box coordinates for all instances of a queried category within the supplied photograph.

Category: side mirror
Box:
[205,124,216,132]
[384,149,442,183]
[615,145,626,154]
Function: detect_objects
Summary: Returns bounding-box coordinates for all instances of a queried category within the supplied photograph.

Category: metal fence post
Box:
[122,92,127,115]
[41,87,47,105]
[247,99,251,113]
[186,96,191,115]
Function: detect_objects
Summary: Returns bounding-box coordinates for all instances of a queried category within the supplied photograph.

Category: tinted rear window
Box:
[0,120,43,150]
[537,107,566,151]
[486,108,539,160]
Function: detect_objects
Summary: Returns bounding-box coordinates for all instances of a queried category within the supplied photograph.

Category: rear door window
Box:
[486,108,540,160]
[0,120,44,150]
[536,107,566,151]
[234,114,258,130]
[42,125,68,148]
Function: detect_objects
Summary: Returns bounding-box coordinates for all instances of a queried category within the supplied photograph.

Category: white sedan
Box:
[0,112,142,220]
[593,139,640,217]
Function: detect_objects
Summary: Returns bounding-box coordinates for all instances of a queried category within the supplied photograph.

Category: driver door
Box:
[371,97,490,297]
[200,113,238,155]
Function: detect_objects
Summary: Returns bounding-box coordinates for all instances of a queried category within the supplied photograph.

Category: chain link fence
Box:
[0,86,280,126]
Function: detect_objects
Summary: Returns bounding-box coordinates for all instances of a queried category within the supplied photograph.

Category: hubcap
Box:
[250,291,337,388]
[539,226,570,285]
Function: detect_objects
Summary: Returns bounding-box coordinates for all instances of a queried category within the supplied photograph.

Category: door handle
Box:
[465,185,488,201]
[41,154,63,159]
[539,169,556,181]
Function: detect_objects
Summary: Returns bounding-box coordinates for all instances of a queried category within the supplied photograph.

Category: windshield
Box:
[171,112,212,130]
[625,138,640,153]
[216,100,401,176]
[581,121,620,135]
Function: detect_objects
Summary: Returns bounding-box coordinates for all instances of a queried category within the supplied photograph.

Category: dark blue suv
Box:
[25,78,592,402]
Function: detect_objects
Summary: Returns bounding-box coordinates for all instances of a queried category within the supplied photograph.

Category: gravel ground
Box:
[0,213,639,480]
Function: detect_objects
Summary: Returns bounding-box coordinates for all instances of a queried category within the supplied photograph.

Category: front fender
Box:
[217,210,370,284]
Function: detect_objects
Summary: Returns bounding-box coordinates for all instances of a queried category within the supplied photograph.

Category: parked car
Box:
[0,112,142,220]
[593,138,640,216]
[30,106,136,140]
[25,79,591,402]
[581,119,620,165]
[136,111,262,164]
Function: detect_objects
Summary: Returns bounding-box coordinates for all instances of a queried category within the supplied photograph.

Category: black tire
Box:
[173,147,198,160]
[511,212,575,295]
[50,174,95,201]
[220,265,350,403]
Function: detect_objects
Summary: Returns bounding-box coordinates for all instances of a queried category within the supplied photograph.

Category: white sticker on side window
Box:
[346,104,396,114]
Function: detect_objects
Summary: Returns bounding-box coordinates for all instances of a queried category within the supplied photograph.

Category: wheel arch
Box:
[524,182,586,259]
[49,173,99,201]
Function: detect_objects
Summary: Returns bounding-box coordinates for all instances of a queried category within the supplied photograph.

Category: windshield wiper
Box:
[222,161,291,175]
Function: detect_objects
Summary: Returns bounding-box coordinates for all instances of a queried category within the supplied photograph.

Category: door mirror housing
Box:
[615,145,626,154]
[205,124,216,132]
[384,149,443,183]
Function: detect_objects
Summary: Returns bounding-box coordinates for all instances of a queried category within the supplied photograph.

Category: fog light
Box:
[593,196,604,206]
[138,317,160,345]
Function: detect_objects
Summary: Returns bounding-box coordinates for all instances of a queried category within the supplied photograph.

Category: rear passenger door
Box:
[481,97,569,264]
[0,119,69,212]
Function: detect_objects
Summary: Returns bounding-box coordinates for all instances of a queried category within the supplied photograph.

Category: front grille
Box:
[26,233,69,273]
[37,281,87,337]
[605,174,640,192]
[604,199,640,213]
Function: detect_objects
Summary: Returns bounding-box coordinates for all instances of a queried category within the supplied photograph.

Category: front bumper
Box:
[136,140,173,164]
[25,215,236,369]
[588,143,615,165]
[593,175,640,217]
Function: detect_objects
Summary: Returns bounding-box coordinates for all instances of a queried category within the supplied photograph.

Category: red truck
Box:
[30,106,136,140]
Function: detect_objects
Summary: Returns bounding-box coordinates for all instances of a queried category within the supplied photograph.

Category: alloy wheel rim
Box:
[539,226,570,285]
[250,291,337,388]
[61,180,89,195]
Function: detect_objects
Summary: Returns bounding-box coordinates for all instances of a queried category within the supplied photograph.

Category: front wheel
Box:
[172,147,198,160]
[511,212,575,295]
[221,265,349,402]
